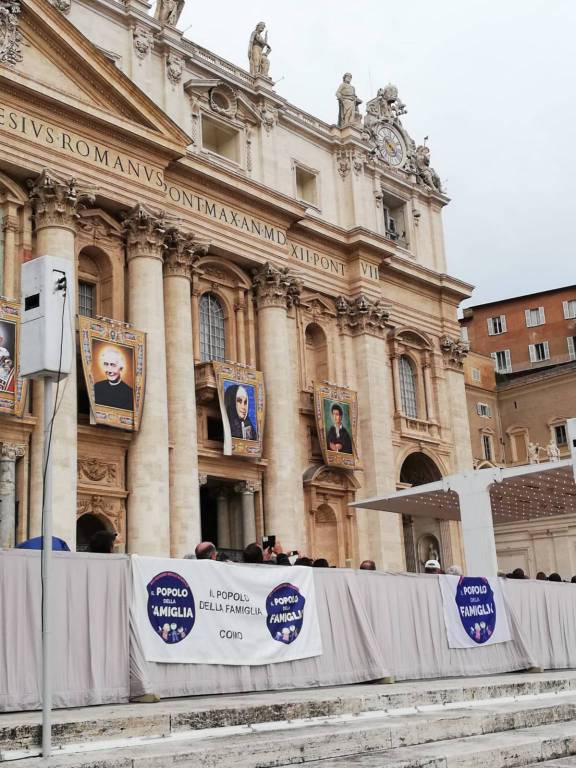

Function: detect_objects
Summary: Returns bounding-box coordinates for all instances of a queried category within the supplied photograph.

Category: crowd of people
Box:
[506,567,576,583]
[81,534,576,583]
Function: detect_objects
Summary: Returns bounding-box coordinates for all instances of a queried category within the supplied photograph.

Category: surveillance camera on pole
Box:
[20,254,74,759]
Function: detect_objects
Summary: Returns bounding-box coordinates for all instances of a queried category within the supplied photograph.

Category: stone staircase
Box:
[4,671,576,767]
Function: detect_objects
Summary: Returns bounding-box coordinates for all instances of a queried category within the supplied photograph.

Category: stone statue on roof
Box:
[155,0,184,27]
[248,22,271,77]
[336,73,362,128]
[415,144,442,193]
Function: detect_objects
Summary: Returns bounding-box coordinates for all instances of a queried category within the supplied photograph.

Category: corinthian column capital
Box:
[28,168,95,232]
[162,229,210,280]
[252,262,301,310]
[123,203,178,262]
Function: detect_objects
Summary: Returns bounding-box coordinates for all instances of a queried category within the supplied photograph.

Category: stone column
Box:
[0,443,25,548]
[235,480,259,546]
[163,230,207,558]
[336,295,404,570]
[253,263,303,550]
[28,170,94,548]
[402,514,417,572]
[124,204,172,555]
[216,490,231,548]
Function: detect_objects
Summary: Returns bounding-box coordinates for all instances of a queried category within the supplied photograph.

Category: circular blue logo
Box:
[266,583,305,644]
[455,576,496,644]
[147,571,195,644]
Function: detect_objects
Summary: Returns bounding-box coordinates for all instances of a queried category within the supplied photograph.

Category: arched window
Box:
[399,355,418,418]
[200,293,226,362]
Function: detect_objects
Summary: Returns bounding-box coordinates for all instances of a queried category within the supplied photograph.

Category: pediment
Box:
[301,292,337,317]
[0,0,189,155]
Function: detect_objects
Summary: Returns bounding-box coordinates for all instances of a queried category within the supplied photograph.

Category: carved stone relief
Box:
[133,26,153,59]
[209,83,238,118]
[77,457,117,484]
[166,53,183,85]
[252,262,302,310]
[0,0,23,66]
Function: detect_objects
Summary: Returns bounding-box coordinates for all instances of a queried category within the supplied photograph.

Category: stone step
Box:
[4,671,576,753]
[6,691,576,767]
[316,720,576,767]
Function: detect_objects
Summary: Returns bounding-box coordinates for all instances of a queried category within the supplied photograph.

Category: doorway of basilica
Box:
[399,452,448,573]
[199,476,260,560]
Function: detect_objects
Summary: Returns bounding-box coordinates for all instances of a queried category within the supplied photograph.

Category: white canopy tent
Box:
[352,435,576,576]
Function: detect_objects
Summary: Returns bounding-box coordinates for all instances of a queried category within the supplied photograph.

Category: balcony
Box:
[194,362,217,403]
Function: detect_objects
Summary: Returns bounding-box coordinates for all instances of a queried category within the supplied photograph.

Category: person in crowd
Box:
[276,553,291,566]
[571,576,576,584]
[424,559,442,574]
[507,568,526,579]
[313,558,329,568]
[548,572,562,582]
[294,556,313,566]
[446,564,462,575]
[243,542,264,563]
[88,530,117,553]
[359,560,376,570]
[536,571,548,580]
[195,541,217,560]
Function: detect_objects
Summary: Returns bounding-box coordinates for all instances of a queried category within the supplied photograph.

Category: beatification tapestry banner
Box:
[314,383,361,470]
[79,316,145,431]
[212,361,265,457]
[131,556,323,665]
[0,298,27,417]
[439,575,512,649]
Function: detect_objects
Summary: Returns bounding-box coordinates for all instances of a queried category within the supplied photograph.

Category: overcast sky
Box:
[176,1,575,307]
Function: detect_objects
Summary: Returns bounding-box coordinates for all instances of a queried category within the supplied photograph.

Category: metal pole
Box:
[41,375,54,758]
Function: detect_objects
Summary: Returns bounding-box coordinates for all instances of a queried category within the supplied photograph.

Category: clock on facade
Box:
[376,125,405,167]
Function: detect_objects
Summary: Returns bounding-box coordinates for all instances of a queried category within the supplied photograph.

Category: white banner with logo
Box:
[439,575,512,649]
[131,556,323,665]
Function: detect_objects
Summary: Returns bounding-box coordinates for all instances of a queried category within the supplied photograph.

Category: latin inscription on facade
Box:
[163,181,287,247]
[360,261,380,281]
[288,241,346,278]
[0,105,165,190]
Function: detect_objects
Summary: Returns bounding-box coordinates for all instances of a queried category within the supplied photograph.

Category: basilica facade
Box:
[0,0,473,569]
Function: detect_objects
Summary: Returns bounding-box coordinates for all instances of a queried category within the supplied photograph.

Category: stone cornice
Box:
[252,262,302,310]
[382,255,474,304]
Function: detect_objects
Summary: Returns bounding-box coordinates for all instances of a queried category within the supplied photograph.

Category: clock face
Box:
[376,125,405,167]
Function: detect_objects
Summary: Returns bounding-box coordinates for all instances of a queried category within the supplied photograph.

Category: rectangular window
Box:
[482,434,493,461]
[563,299,576,319]
[525,307,545,327]
[487,315,506,335]
[476,402,491,418]
[460,326,469,343]
[529,341,550,362]
[78,281,95,318]
[491,349,512,373]
[554,424,567,446]
[568,336,576,360]
[295,165,318,207]
[471,367,481,383]
[202,116,239,163]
